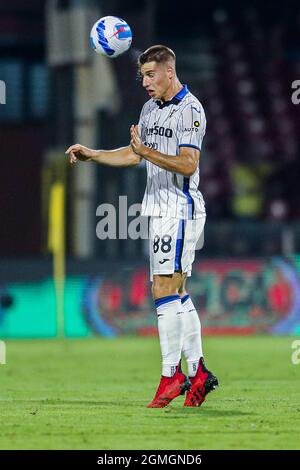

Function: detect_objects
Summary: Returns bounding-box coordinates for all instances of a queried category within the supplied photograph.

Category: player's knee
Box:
[152,276,178,300]
[152,284,176,300]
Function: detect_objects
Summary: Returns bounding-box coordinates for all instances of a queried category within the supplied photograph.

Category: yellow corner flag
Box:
[48,182,65,337]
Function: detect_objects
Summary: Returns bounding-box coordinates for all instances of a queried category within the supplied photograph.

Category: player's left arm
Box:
[130,125,200,177]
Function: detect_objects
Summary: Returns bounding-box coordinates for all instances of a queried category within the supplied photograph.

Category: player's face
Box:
[140,61,172,101]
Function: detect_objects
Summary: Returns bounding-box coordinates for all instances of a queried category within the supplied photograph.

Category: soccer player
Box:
[66,45,218,408]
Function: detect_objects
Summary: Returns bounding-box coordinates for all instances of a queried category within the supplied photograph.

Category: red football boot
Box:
[184,357,218,407]
[147,362,191,408]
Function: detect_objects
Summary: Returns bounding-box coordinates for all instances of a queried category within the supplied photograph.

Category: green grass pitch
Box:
[0,336,299,450]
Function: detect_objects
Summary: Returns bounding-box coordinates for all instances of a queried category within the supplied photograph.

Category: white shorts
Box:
[149,216,206,281]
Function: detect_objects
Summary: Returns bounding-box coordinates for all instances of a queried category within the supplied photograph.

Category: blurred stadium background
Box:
[0,0,300,341]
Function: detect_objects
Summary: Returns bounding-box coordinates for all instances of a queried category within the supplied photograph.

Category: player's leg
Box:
[147,217,190,408]
[178,217,204,376]
[152,272,184,379]
[178,219,219,406]
[147,272,191,408]
[178,274,203,377]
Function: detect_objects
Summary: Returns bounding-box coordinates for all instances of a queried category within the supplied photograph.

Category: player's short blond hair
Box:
[138,45,176,66]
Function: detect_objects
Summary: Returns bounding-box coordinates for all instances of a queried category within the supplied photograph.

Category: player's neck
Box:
[161,80,183,102]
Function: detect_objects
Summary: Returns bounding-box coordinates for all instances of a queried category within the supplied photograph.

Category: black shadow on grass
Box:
[150,408,256,418]
[0,399,130,407]
[0,400,256,416]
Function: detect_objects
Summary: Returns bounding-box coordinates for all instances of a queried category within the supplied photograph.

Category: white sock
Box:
[155,294,184,377]
[181,294,203,377]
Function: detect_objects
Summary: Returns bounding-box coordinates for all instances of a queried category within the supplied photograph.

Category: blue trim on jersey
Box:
[181,294,190,304]
[155,85,189,108]
[175,219,185,271]
[175,85,189,100]
[183,178,195,219]
[155,294,181,309]
[178,144,201,152]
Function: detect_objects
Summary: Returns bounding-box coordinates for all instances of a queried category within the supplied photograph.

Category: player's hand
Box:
[130,125,144,155]
[65,144,94,164]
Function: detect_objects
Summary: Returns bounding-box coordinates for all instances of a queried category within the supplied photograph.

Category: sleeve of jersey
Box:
[178,104,206,152]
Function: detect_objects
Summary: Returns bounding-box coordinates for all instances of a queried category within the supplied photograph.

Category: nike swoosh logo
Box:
[191,106,201,113]
[159,259,170,264]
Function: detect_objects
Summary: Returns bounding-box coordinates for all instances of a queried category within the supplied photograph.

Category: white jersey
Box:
[139,85,206,219]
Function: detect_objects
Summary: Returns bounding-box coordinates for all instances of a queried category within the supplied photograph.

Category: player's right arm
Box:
[65,144,141,167]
